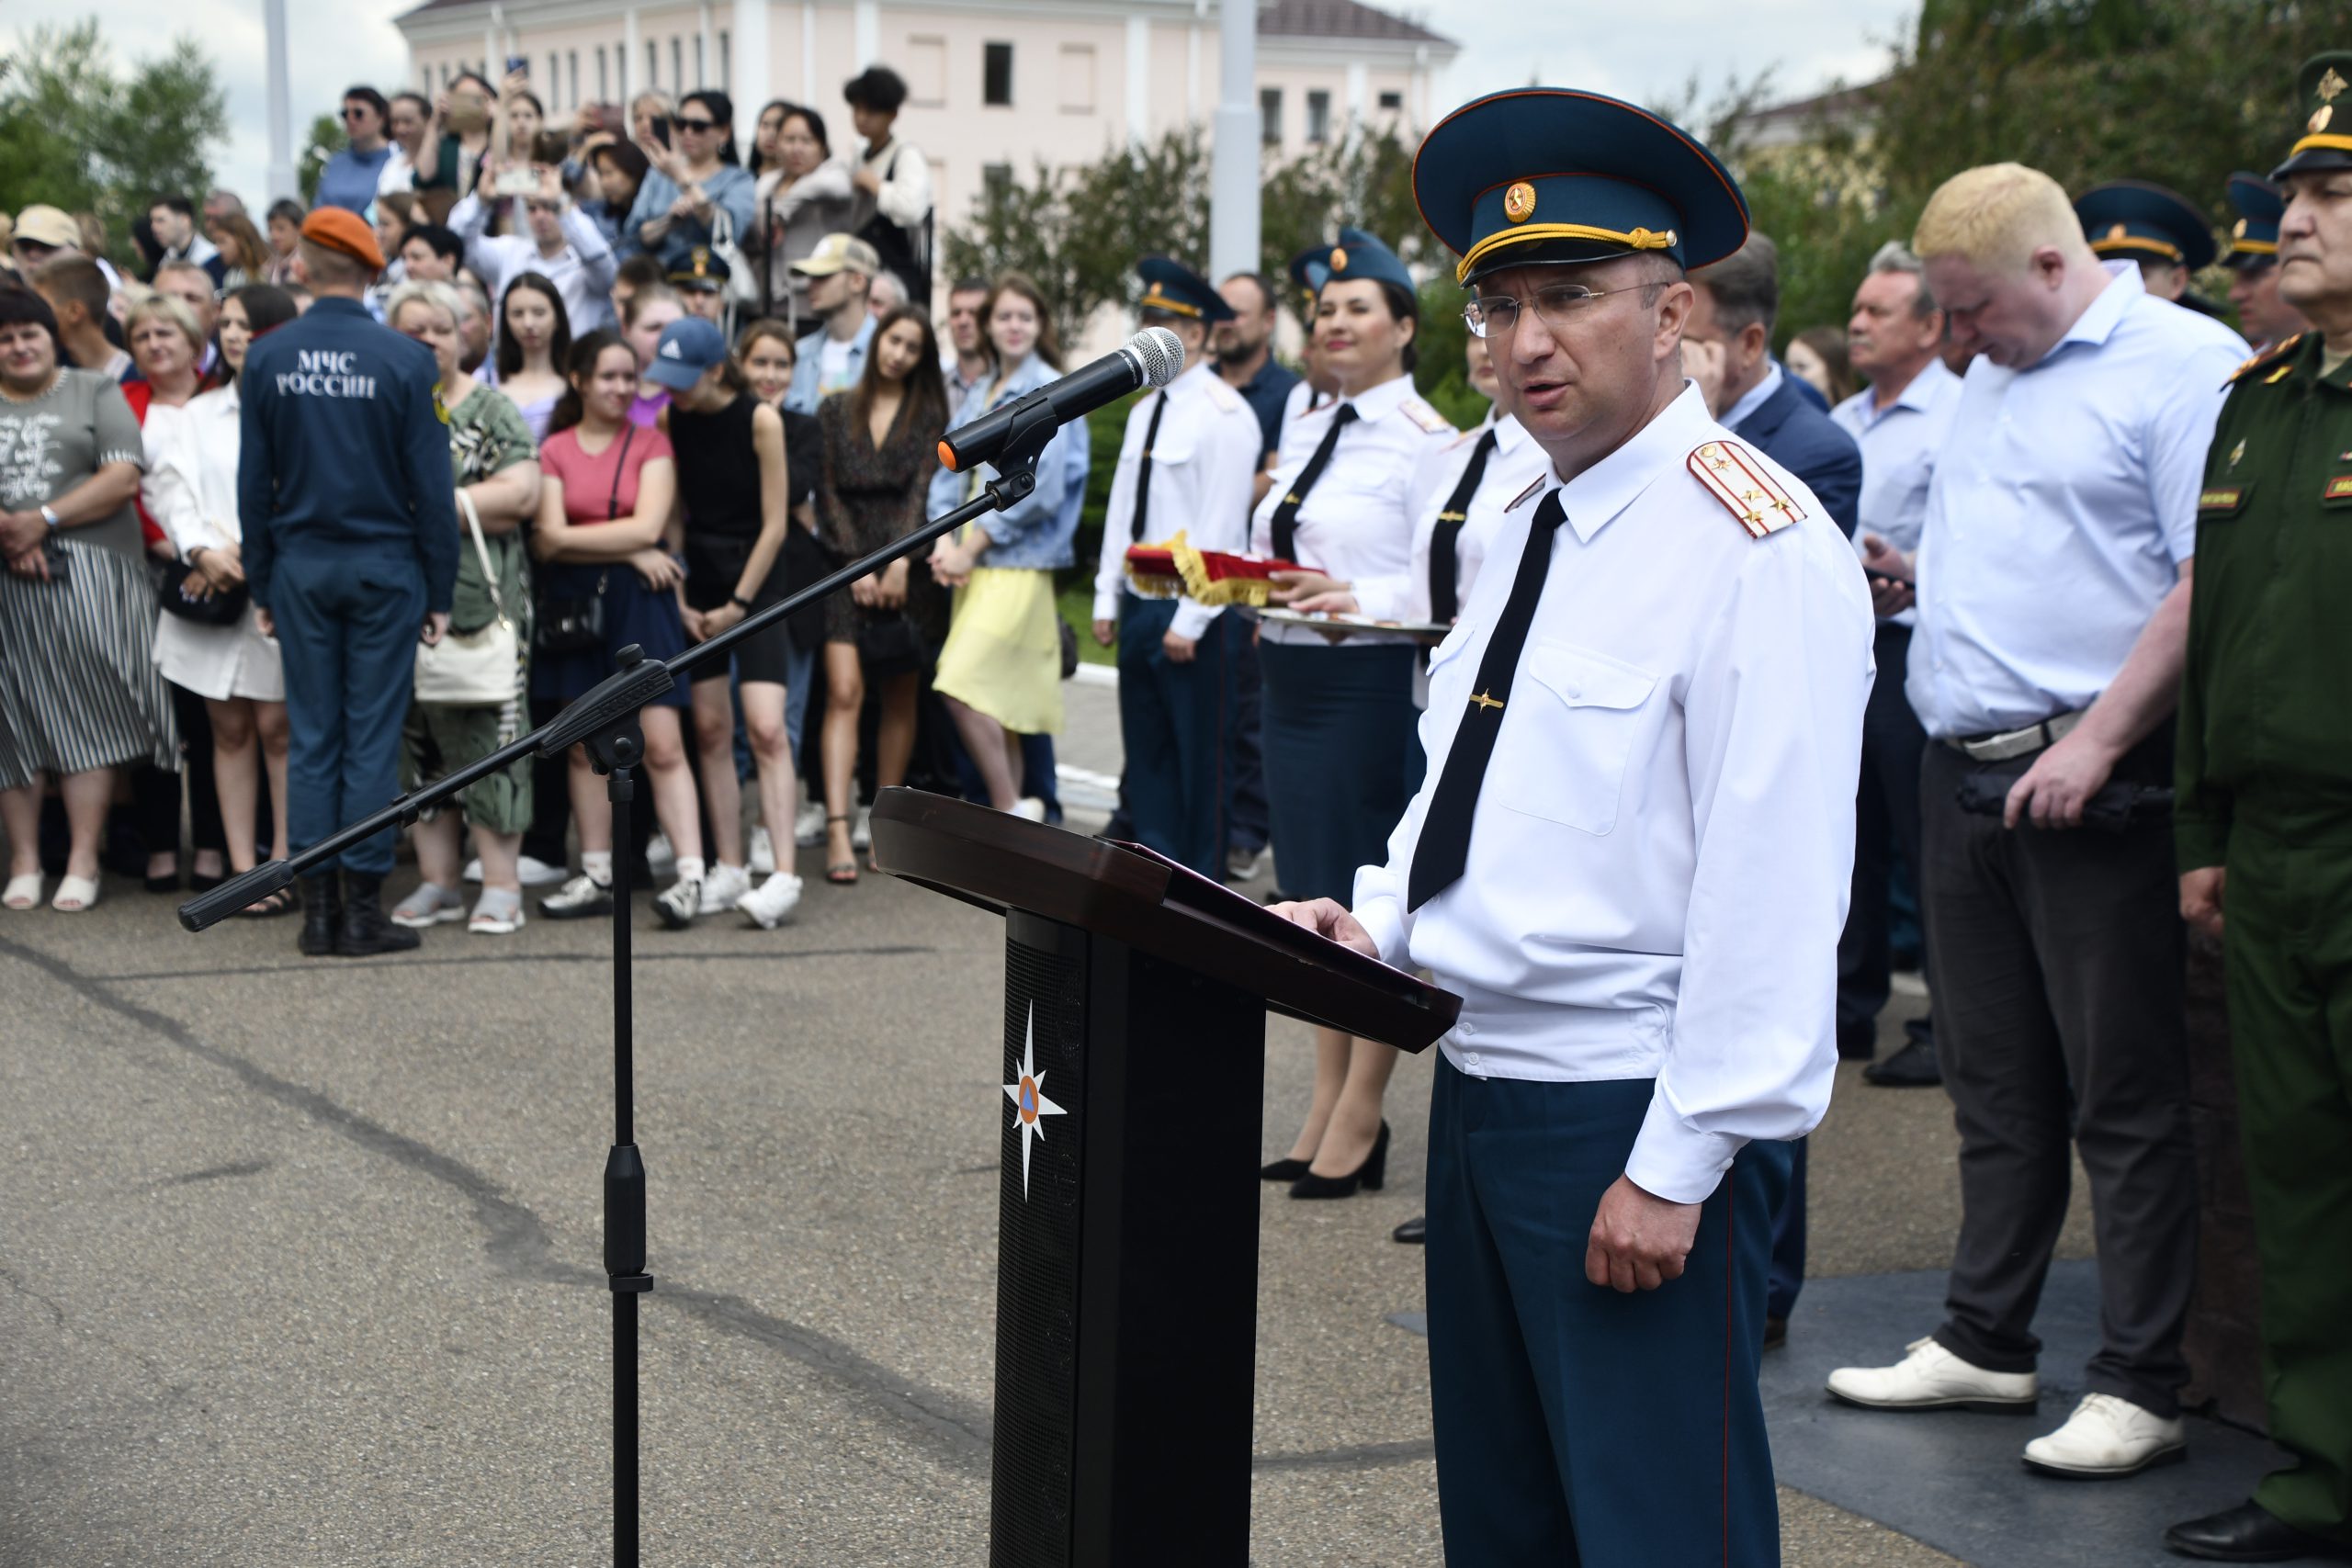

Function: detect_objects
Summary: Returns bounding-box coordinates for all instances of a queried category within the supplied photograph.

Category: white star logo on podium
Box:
[1002,1005,1066,1199]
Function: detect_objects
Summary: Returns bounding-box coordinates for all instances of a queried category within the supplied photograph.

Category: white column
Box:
[1345,60,1366,141]
[1208,0,1257,280]
[800,2,818,102]
[854,0,879,69]
[624,8,639,99]
[732,0,771,138]
[263,0,295,203]
[485,3,504,79]
[1125,14,1150,145]
[1186,1,1204,125]
[698,0,715,87]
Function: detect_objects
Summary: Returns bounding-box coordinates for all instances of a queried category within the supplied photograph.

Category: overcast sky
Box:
[48,0,1916,209]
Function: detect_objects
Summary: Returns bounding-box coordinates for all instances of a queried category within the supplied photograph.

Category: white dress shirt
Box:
[1250,371,1460,646]
[1353,412,1553,626]
[141,387,285,703]
[1829,355,1962,627]
[1906,263,2247,739]
[1351,384,1876,1204]
[1278,376,1335,434]
[1090,360,1265,641]
[447,191,620,337]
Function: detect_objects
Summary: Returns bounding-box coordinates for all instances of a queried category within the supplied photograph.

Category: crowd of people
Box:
[3,41,2350,1566]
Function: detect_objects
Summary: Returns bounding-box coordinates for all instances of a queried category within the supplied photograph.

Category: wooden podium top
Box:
[869,788,1460,1052]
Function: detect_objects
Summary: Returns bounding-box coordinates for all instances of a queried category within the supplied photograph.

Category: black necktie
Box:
[1270,403,1358,562]
[1427,425,1499,623]
[1129,390,1169,542]
[1408,491,1567,911]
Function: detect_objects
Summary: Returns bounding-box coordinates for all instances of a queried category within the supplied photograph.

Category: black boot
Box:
[336,872,421,957]
[298,872,342,957]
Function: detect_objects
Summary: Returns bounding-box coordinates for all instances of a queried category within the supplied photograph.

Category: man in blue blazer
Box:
[1686,232,1863,538]
[1684,231,1866,1350]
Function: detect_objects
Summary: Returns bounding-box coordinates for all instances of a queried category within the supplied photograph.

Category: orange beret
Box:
[299,206,384,272]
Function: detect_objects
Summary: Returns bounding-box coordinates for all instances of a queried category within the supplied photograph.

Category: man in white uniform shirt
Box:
[1089,257,1261,877]
[1272,90,1873,1562]
[1830,163,2249,1479]
[1829,242,1962,1091]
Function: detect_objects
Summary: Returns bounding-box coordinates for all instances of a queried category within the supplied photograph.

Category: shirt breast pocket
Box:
[1494,641,1659,837]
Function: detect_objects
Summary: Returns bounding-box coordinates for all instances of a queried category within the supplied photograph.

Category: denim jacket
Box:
[926,352,1080,570]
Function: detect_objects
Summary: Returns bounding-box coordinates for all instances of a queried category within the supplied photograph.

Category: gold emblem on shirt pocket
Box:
[1495,641,1658,837]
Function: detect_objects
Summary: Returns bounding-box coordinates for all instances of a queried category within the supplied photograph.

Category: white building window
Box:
[719,30,730,92]
[1306,89,1330,144]
[695,33,706,88]
[569,51,580,110]
[598,46,609,103]
[672,38,684,93]
[647,41,659,89]
[1259,87,1282,144]
[907,37,946,107]
[983,163,1013,200]
[1377,90,1402,111]
[548,53,560,99]
[1057,44,1095,114]
[983,42,1013,107]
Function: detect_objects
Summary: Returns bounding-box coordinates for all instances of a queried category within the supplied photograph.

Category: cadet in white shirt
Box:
[1831,162,2247,1482]
[1249,227,1460,1205]
[1273,91,1873,1564]
[1088,257,1263,877]
[1827,243,1963,1092]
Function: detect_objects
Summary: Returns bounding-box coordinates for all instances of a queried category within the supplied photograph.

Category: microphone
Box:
[938,327,1186,473]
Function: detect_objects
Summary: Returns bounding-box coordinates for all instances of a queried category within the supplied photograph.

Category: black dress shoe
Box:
[1863,1037,1941,1088]
[1392,1213,1426,1245]
[1763,1315,1788,1350]
[1259,1157,1311,1181]
[1291,1121,1388,1199]
[2165,1500,2349,1562]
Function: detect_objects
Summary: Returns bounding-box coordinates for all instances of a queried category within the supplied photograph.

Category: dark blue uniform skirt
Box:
[1426,1061,1790,1566]
[530,561,691,709]
[1258,638,1419,903]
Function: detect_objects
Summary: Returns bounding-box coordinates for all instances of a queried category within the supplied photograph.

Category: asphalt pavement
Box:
[1,673,2122,1565]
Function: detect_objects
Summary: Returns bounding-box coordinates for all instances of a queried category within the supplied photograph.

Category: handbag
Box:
[159,555,247,626]
[413,491,523,705]
[707,204,762,318]
[535,425,629,656]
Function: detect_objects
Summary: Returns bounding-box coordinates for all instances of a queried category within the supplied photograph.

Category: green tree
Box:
[298,112,345,208]
[0,22,226,265]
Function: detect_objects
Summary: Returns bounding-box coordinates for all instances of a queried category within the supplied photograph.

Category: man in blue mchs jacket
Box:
[241,207,458,959]
[1681,228,1867,1352]
[1686,231,1864,538]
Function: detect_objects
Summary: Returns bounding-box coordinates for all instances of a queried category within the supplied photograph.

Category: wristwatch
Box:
[729,592,754,611]
[40,504,62,530]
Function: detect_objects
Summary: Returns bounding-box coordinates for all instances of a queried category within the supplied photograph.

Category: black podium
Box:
[870,788,1459,1567]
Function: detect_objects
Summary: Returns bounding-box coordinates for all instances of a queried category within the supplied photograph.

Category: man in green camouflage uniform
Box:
[2168,50,2352,1566]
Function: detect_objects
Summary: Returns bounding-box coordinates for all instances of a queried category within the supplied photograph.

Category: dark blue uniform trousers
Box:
[1115,592,1228,877]
[1427,1060,1789,1566]
[273,548,424,875]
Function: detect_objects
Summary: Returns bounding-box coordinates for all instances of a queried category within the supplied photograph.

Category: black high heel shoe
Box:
[1289,1121,1388,1200]
[1259,1157,1312,1181]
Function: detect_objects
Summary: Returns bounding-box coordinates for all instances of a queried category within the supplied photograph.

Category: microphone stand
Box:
[179,401,1064,1567]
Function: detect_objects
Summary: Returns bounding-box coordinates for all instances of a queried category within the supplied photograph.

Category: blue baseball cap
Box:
[644,316,727,390]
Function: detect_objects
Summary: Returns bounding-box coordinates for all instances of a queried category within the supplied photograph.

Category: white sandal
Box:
[3,873,41,911]
[51,874,99,913]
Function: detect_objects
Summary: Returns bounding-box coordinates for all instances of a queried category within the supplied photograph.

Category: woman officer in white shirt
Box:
[141,284,302,917]
[1252,227,1460,1201]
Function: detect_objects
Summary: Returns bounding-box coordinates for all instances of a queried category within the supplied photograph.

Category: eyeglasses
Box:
[1464,280,1651,339]
[341,106,372,119]
[675,117,718,132]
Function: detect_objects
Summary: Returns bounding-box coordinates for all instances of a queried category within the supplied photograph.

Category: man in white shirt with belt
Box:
[1272,89,1873,1564]
[1088,257,1261,876]
[1831,162,2249,1479]
[1829,242,1962,1090]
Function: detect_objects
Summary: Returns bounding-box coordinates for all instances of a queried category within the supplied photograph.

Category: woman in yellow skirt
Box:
[926,274,1080,813]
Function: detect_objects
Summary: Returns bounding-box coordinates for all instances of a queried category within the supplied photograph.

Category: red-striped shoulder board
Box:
[1687,439,1804,539]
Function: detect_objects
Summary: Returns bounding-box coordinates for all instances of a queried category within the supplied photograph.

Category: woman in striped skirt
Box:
[0,286,178,913]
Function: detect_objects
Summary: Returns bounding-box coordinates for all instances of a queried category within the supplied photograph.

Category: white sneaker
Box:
[540,874,614,920]
[1826,1337,2039,1412]
[850,804,872,851]
[699,862,752,914]
[749,825,775,874]
[1010,796,1048,822]
[463,855,569,888]
[654,875,699,930]
[794,799,826,848]
[739,871,804,930]
[2022,1393,2186,1477]
[647,832,676,876]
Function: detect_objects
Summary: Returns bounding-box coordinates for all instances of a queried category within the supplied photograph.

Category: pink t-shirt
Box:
[540,423,673,525]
